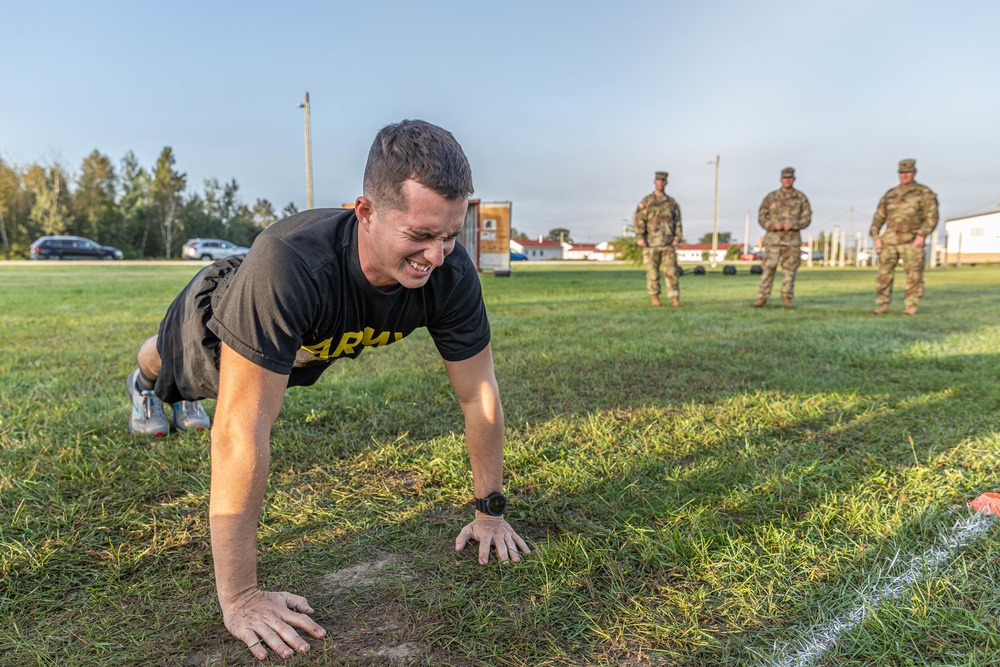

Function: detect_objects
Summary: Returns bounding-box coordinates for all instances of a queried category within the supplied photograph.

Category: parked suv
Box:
[181,238,250,261]
[30,236,124,260]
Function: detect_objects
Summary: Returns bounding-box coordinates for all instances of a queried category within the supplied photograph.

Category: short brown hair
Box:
[363,119,474,210]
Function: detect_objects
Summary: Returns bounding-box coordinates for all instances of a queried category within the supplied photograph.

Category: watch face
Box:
[486,493,507,515]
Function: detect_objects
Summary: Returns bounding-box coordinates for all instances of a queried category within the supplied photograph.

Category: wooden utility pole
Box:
[711,155,720,268]
[848,207,854,265]
[743,211,750,256]
[298,91,315,209]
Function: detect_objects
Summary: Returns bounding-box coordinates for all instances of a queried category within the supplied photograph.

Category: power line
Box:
[949,200,997,219]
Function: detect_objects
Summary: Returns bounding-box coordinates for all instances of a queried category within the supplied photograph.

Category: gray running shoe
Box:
[171,400,211,432]
[127,369,169,437]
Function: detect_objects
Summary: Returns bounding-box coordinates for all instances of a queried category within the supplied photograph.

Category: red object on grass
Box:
[967,493,1000,515]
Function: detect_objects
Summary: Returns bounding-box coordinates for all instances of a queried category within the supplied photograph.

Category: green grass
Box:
[1,262,999,666]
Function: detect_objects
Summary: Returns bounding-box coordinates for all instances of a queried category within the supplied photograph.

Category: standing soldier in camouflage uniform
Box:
[870,159,939,316]
[635,171,683,307]
[753,167,812,308]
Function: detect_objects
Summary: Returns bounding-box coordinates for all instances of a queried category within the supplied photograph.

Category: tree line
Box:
[0,147,296,259]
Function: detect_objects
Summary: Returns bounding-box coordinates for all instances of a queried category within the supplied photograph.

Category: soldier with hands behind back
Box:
[870,159,939,315]
[635,170,683,307]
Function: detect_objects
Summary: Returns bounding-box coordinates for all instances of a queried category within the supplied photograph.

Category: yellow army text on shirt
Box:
[759,188,812,246]
[870,182,939,244]
[635,192,682,246]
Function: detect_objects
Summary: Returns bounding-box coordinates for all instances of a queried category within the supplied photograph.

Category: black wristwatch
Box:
[475,492,508,517]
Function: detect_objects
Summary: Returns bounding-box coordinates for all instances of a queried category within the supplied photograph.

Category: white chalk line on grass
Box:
[761,510,996,667]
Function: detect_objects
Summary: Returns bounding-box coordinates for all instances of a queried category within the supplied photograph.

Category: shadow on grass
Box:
[236,328,998,666]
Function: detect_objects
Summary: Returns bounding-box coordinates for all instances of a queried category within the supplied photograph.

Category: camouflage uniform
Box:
[870,160,939,312]
[756,168,812,303]
[635,181,683,299]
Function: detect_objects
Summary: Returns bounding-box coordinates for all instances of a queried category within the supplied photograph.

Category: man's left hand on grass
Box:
[455,514,531,565]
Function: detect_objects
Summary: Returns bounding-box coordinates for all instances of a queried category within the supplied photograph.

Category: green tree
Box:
[26,164,72,237]
[151,147,187,258]
[0,157,31,255]
[74,150,118,244]
[545,227,572,243]
[252,198,278,229]
[699,231,732,244]
[118,151,152,257]
[510,227,528,241]
[219,179,241,230]
[227,202,257,247]
[203,177,224,227]
[725,244,742,260]
[281,202,299,218]
[611,236,642,266]
[212,178,257,245]
[180,193,216,241]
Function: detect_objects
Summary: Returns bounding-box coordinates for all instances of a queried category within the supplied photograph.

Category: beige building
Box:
[945,209,1000,263]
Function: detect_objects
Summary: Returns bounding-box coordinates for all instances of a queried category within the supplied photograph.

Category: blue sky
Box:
[3,1,999,243]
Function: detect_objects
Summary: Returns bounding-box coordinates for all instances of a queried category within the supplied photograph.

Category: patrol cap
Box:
[655,171,668,180]
[898,159,916,173]
[781,167,795,178]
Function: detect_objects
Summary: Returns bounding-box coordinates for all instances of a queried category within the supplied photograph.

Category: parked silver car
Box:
[181,238,250,261]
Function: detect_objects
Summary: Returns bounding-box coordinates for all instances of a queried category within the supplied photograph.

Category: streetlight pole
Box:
[707,155,720,268]
[743,211,750,256]
[297,91,314,210]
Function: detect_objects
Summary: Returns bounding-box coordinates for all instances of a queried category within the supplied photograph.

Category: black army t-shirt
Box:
[207,208,490,389]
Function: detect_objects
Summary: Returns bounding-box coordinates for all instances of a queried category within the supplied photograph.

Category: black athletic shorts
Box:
[154,256,243,404]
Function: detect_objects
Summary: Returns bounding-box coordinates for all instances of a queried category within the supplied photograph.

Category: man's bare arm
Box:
[211,343,326,660]
[444,344,530,564]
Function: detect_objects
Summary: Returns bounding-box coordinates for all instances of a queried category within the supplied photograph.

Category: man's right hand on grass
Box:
[221,588,326,661]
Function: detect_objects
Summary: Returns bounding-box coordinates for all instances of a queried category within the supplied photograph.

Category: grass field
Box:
[1,261,999,667]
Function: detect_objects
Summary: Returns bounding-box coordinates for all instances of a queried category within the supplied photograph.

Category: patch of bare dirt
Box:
[315,554,427,664]
[177,554,444,665]
[318,555,402,589]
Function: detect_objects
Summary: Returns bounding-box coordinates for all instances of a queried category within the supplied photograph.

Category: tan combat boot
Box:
[872,304,889,315]
[671,297,681,308]
[752,297,767,308]
[903,305,918,316]
[782,296,794,308]
[650,294,661,307]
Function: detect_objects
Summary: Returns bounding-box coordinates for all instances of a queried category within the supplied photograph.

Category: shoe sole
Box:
[172,422,208,433]
[127,370,169,437]
[130,424,168,437]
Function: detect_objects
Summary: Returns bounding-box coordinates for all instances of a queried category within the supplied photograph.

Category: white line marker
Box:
[762,509,996,667]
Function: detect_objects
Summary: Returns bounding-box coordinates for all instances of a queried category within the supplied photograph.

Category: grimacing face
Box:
[356,179,468,290]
